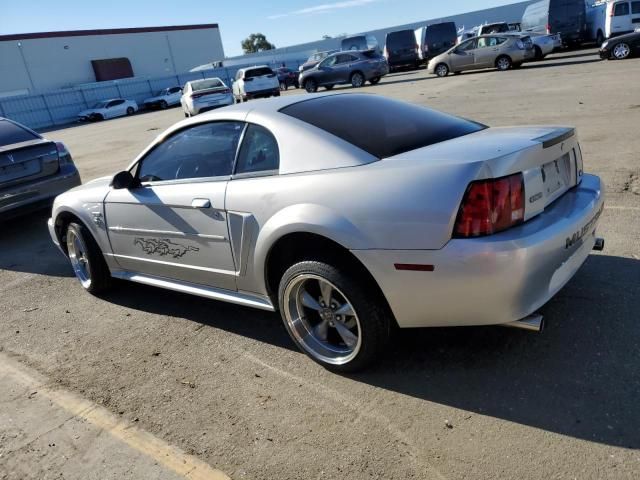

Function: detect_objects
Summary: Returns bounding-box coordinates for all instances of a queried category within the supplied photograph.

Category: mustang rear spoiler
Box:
[534,127,575,149]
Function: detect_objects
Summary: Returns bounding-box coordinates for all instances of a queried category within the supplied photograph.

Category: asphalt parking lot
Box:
[1,48,639,479]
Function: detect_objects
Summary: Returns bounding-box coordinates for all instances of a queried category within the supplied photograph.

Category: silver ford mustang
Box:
[48,93,605,371]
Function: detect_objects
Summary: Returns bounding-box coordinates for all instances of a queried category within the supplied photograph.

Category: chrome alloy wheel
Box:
[497,57,511,70]
[283,274,362,365]
[435,63,449,77]
[67,228,92,289]
[613,43,630,60]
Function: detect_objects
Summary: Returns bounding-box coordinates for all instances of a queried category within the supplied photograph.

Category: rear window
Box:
[0,120,39,147]
[192,79,223,91]
[280,95,486,159]
[245,67,274,78]
[425,22,457,40]
[387,30,416,48]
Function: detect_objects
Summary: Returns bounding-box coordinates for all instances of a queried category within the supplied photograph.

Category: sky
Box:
[0,0,518,57]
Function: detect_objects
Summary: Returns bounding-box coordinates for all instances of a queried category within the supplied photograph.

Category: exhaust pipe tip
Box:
[504,314,544,333]
[593,237,605,251]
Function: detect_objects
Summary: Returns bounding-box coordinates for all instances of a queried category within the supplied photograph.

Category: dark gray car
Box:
[299,51,389,93]
[0,117,80,220]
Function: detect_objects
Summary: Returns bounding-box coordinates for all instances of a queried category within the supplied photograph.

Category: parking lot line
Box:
[0,352,230,480]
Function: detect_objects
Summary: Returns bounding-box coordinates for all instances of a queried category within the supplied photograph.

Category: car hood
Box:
[67,175,112,194]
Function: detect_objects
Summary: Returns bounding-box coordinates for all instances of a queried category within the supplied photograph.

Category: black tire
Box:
[612,42,631,60]
[596,31,605,47]
[92,113,104,121]
[278,261,391,372]
[65,222,112,294]
[160,100,168,109]
[435,63,449,77]
[495,55,512,71]
[126,107,134,115]
[369,76,381,85]
[533,46,543,61]
[350,71,365,88]
[324,84,335,91]
[304,79,318,93]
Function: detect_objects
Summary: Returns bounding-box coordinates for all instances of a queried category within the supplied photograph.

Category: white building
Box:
[0,24,225,96]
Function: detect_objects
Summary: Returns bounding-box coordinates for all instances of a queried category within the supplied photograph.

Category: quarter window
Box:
[235,124,279,175]
[137,122,244,182]
[614,2,630,16]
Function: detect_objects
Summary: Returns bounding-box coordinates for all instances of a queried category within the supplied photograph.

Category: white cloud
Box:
[269,0,379,20]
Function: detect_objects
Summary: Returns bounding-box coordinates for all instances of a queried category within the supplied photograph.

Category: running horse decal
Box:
[133,237,199,259]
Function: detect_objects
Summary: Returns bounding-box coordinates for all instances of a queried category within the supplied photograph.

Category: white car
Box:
[181,78,234,117]
[232,66,280,103]
[143,87,182,110]
[77,99,138,121]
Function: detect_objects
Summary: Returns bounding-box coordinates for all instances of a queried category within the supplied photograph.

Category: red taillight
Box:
[55,141,71,165]
[546,24,551,34]
[453,173,525,238]
[191,88,230,99]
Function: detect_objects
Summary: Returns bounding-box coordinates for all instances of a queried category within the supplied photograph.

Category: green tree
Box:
[241,33,276,54]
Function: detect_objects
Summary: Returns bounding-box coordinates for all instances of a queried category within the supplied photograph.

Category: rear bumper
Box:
[192,95,233,114]
[244,88,280,100]
[0,165,81,220]
[353,174,604,328]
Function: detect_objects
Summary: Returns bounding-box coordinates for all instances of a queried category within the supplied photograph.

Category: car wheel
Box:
[66,222,112,294]
[126,107,134,115]
[304,79,318,93]
[612,42,631,60]
[435,63,449,77]
[278,261,391,372]
[160,100,168,109]
[496,55,512,71]
[369,76,381,85]
[596,31,604,47]
[92,114,104,121]
[350,72,365,88]
[324,85,335,90]
[184,111,190,117]
[534,46,543,61]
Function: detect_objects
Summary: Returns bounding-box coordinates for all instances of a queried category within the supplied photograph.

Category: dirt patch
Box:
[623,173,640,195]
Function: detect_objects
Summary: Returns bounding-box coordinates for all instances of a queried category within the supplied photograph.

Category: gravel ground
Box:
[1,48,639,479]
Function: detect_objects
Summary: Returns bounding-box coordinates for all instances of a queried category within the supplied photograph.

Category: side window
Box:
[458,39,477,51]
[170,87,181,94]
[632,1,640,13]
[319,56,337,67]
[477,37,488,48]
[614,2,630,16]
[137,122,244,182]
[235,124,279,175]
[110,100,125,107]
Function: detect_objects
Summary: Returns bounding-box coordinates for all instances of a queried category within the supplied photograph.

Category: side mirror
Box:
[111,170,135,190]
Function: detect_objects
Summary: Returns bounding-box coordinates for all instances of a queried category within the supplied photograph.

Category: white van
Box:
[587,0,640,44]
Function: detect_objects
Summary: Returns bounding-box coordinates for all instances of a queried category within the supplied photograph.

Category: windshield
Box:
[245,67,274,78]
[0,119,39,147]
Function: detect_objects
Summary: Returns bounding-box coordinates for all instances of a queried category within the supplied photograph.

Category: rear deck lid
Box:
[0,139,60,188]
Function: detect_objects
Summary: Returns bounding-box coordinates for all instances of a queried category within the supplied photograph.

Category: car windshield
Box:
[191,79,223,91]
[281,95,486,159]
[0,119,39,147]
[93,101,109,108]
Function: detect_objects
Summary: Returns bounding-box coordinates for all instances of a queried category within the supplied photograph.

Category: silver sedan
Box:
[48,93,604,371]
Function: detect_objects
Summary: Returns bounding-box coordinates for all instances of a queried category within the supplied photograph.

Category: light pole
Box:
[17,42,36,93]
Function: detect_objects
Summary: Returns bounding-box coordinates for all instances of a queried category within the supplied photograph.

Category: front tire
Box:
[350,72,365,88]
[278,261,391,372]
[304,79,318,93]
[160,100,168,109]
[612,42,631,60]
[66,222,112,294]
[496,55,512,71]
[435,63,449,77]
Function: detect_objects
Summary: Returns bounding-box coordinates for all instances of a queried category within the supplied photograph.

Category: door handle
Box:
[192,198,211,209]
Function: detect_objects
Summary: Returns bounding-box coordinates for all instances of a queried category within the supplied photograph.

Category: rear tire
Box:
[278,261,391,372]
[126,107,134,115]
[66,222,112,294]
[369,76,381,85]
[350,72,365,88]
[596,31,605,47]
[324,85,335,90]
[160,100,168,109]
[496,55,512,71]
[533,46,543,61]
